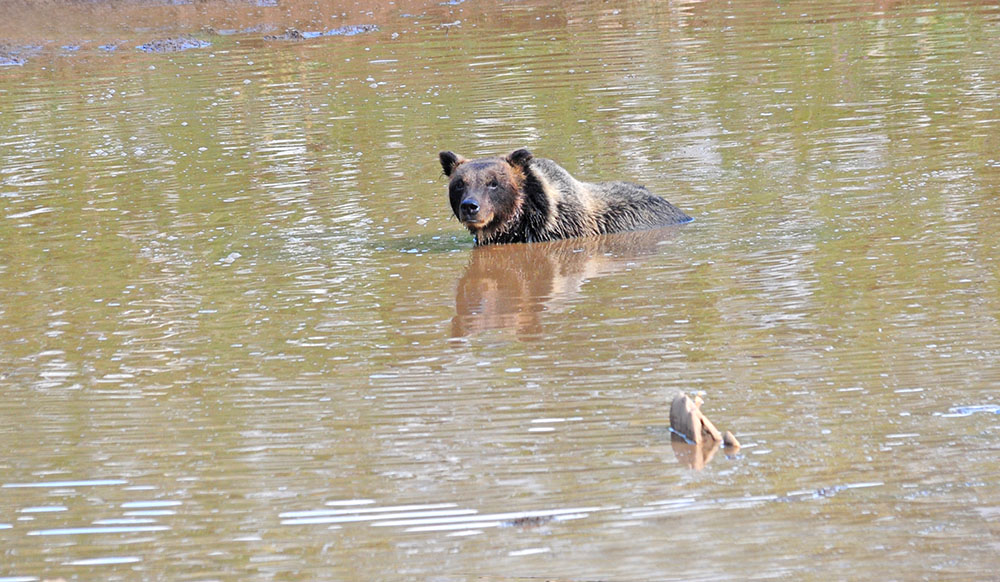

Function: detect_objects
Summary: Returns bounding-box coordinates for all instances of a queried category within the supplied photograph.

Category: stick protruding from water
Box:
[669,391,740,448]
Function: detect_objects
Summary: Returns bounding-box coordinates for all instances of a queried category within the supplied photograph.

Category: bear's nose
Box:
[460,199,480,217]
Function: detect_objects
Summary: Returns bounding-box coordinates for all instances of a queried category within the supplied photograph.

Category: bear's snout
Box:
[459,199,481,220]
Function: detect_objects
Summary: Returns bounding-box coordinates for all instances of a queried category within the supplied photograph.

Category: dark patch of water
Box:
[135,36,211,53]
[264,24,378,41]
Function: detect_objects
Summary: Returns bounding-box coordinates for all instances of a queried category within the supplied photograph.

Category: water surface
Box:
[2,0,1000,580]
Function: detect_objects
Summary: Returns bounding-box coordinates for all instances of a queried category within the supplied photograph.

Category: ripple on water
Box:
[28,525,171,536]
[2,479,128,488]
[941,405,1000,417]
[64,556,143,566]
[280,501,608,532]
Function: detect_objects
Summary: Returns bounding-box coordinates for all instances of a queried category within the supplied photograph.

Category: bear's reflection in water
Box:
[451,227,682,339]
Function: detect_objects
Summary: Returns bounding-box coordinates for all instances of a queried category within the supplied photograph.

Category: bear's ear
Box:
[506,148,533,169]
[439,151,467,177]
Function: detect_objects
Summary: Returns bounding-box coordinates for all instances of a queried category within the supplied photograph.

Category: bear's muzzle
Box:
[459,198,482,223]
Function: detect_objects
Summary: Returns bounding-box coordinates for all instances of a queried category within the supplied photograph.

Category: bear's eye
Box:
[453,181,465,193]
[487,178,499,189]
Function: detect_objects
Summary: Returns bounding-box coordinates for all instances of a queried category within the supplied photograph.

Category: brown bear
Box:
[439,148,691,246]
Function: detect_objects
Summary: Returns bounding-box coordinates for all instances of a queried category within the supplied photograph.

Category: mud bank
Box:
[0,0,452,65]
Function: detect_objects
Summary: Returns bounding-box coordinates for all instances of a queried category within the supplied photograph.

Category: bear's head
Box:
[439,148,534,240]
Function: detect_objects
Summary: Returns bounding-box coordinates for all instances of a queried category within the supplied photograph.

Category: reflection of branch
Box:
[670,437,720,471]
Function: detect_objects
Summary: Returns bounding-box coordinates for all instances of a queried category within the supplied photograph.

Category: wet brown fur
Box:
[440,148,691,246]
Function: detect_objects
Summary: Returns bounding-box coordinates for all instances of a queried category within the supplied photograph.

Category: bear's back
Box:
[527,157,691,236]
[591,180,691,232]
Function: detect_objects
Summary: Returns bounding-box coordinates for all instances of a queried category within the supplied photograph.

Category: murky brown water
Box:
[3,0,1000,580]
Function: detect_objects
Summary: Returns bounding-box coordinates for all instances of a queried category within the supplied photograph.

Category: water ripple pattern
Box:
[2,0,1000,580]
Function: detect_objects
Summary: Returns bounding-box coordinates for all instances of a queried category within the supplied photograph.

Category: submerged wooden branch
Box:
[669,392,740,448]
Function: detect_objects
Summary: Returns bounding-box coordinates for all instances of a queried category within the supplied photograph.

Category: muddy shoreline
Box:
[0,0,457,65]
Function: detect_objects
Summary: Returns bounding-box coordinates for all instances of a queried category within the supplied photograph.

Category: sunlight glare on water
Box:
[2,0,1000,580]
